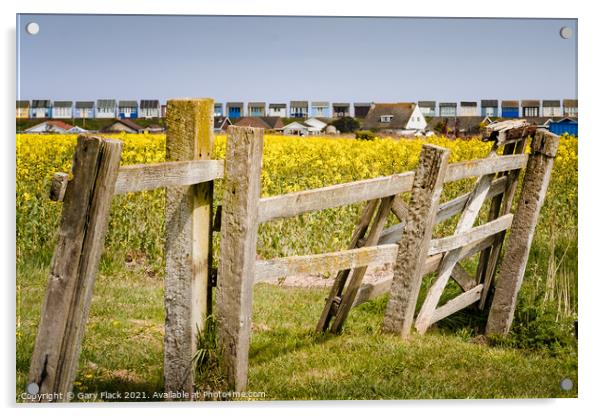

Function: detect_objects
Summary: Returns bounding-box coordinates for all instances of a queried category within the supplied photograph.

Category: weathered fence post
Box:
[28,136,122,401]
[486,130,560,335]
[383,145,449,337]
[164,98,214,396]
[216,126,263,391]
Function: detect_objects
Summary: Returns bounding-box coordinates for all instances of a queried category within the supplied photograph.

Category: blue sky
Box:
[16,14,577,104]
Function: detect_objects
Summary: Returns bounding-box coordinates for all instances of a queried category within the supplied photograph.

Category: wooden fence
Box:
[220,119,559,391]
[27,100,560,400]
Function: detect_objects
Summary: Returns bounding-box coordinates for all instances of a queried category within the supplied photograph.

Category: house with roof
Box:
[548,117,578,136]
[140,100,161,118]
[332,103,350,118]
[361,103,427,135]
[226,102,244,119]
[268,103,287,117]
[563,99,578,117]
[310,102,330,118]
[281,119,326,136]
[459,102,478,117]
[501,100,519,117]
[101,119,145,133]
[96,99,117,118]
[234,116,284,131]
[247,102,266,117]
[439,102,457,117]
[353,103,372,118]
[304,117,327,132]
[290,101,309,118]
[418,101,436,117]
[214,103,224,117]
[31,100,51,118]
[214,116,233,133]
[522,100,540,117]
[542,100,562,117]
[118,100,138,119]
[25,120,75,134]
[481,100,499,117]
[16,101,30,119]
[74,101,94,119]
[52,101,73,119]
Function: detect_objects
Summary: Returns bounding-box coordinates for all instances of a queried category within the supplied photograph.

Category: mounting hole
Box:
[560,377,573,391]
[26,22,40,35]
[559,26,572,39]
[26,382,40,395]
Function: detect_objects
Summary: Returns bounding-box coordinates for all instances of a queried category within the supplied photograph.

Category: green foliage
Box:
[331,116,360,133]
[193,315,227,394]
[355,130,376,140]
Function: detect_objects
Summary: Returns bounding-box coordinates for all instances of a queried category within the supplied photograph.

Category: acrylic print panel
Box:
[16,14,578,402]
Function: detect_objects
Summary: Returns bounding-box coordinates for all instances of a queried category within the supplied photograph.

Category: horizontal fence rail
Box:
[428,214,514,256]
[257,172,415,223]
[444,154,528,183]
[114,159,224,195]
[255,244,399,282]
[50,159,225,201]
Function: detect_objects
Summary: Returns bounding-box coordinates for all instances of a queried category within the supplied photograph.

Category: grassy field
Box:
[16,133,578,401]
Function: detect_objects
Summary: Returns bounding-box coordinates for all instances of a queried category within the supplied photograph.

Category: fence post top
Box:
[533,129,561,158]
[228,125,265,134]
[421,143,451,156]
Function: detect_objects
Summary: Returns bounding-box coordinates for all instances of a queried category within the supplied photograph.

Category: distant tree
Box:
[332,116,360,133]
[355,130,376,140]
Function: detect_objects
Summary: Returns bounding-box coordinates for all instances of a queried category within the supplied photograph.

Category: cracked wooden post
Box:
[486,130,560,335]
[28,136,122,401]
[383,145,449,337]
[164,98,214,396]
[216,126,263,391]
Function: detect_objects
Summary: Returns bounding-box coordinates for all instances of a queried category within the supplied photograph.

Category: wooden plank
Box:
[415,144,499,335]
[352,235,497,310]
[487,130,560,335]
[422,234,497,276]
[353,278,393,308]
[430,284,483,325]
[114,159,224,195]
[216,126,264,391]
[378,223,405,245]
[329,196,396,333]
[444,154,527,183]
[255,244,398,282]
[49,172,68,201]
[28,136,122,401]
[391,196,409,222]
[451,264,476,292]
[257,172,414,223]
[383,145,450,338]
[316,200,378,332]
[163,99,214,397]
[477,139,526,309]
[377,177,507,245]
[428,214,513,256]
[435,176,507,224]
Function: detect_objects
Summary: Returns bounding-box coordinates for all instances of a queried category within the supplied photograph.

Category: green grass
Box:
[16,257,577,401]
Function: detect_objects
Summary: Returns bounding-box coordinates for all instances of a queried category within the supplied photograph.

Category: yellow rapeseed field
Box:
[16,133,577,264]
